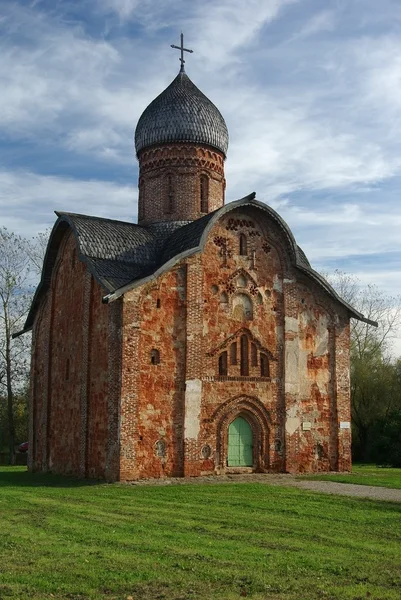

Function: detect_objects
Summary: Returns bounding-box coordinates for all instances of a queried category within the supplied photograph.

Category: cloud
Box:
[0,169,137,237]
[1,0,401,354]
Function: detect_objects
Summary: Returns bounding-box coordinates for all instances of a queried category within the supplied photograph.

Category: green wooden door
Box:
[228,417,253,467]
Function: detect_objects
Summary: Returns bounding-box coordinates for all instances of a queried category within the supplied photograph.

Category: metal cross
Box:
[171,33,193,72]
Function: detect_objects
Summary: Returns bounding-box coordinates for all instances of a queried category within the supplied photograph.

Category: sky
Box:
[1,0,401,351]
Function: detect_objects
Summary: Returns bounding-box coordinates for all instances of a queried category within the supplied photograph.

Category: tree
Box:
[326,271,401,462]
[27,229,51,277]
[0,229,34,464]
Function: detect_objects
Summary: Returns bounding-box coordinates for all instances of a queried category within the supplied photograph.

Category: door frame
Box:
[214,395,271,473]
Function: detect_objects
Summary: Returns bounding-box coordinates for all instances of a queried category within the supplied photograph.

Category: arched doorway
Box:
[228,416,253,467]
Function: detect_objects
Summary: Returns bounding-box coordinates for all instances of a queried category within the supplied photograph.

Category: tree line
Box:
[1,228,400,466]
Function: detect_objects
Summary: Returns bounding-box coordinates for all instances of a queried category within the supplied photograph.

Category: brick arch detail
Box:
[213,395,271,472]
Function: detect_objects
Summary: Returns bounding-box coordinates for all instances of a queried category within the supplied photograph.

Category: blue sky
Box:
[1,1,401,308]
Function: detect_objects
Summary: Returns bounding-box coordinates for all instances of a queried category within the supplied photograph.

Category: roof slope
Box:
[20,194,376,334]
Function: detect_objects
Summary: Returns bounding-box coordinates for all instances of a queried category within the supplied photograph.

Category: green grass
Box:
[301,464,401,489]
[0,467,401,600]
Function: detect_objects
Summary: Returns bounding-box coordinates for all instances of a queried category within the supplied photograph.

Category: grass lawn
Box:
[301,464,401,489]
[0,467,401,600]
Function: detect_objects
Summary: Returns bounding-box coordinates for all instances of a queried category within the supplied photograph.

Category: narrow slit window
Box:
[166,175,174,213]
[240,335,249,376]
[230,342,237,365]
[251,343,258,367]
[219,351,228,376]
[151,349,160,365]
[66,358,70,381]
[156,298,161,308]
[200,175,209,213]
[260,353,269,377]
[239,234,247,256]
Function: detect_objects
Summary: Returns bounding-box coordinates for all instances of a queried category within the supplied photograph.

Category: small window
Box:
[156,298,161,308]
[251,343,257,367]
[151,349,160,365]
[200,175,209,213]
[219,351,228,376]
[260,353,269,377]
[230,342,237,365]
[240,335,249,376]
[220,292,229,304]
[166,174,174,213]
[239,234,247,256]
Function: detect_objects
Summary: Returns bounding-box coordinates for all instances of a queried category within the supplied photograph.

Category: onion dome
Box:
[135,71,229,157]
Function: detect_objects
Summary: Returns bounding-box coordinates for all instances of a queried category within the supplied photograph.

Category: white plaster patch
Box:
[285,316,299,333]
[285,340,299,394]
[315,314,329,356]
[273,275,283,292]
[184,379,202,439]
[285,405,301,435]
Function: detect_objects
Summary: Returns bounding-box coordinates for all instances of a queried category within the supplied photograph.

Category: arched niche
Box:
[232,293,253,321]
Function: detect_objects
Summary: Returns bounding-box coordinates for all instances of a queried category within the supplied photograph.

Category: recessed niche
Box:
[211,284,219,294]
[237,274,247,288]
[155,440,166,458]
[201,444,212,459]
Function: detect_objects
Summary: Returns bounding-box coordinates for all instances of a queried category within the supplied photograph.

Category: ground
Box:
[1,466,400,600]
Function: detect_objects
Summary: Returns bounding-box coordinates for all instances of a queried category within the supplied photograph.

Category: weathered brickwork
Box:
[27,66,356,481]
[30,233,118,479]
[137,143,226,224]
[119,268,187,480]
[30,203,352,480]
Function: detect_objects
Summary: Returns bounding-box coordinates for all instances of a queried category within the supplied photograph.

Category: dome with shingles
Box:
[135,71,229,157]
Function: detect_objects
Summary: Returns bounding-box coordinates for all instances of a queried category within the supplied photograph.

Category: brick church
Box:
[22,45,372,481]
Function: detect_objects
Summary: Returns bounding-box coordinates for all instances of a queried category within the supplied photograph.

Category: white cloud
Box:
[1,0,401,355]
[0,170,137,237]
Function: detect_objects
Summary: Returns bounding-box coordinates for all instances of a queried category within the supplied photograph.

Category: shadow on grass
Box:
[0,466,102,488]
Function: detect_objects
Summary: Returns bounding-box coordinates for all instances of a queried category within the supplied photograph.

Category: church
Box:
[22,39,372,481]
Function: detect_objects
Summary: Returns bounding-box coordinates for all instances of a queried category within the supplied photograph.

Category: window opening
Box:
[200,175,209,213]
[240,335,249,376]
[230,342,237,365]
[156,298,161,308]
[239,234,247,256]
[260,353,269,377]
[66,358,70,381]
[219,351,228,376]
[166,174,174,213]
[251,343,257,367]
[151,349,160,365]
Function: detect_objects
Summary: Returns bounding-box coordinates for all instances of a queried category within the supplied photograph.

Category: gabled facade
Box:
[22,64,374,481]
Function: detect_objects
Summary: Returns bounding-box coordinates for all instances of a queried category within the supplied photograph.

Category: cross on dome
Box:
[170,33,193,72]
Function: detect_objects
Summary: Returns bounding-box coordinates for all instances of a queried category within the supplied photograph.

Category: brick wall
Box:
[30,231,118,479]
[119,268,186,480]
[137,143,226,224]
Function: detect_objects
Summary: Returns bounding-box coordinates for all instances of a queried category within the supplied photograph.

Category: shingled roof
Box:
[135,71,229,157]
[20,194,375,334]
